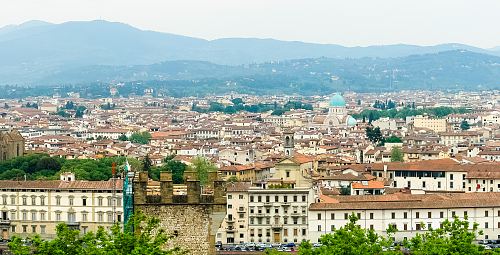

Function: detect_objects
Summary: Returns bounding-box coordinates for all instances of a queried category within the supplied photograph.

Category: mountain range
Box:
[1,20,500,92]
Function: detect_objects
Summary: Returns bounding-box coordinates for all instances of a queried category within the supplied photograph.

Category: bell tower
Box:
[283,131,294,157]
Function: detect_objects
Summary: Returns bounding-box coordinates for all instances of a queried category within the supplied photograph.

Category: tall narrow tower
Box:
[283,131,294,157]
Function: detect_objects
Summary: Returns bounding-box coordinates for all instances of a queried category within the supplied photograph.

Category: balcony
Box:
[0,218,11,226]
[281,202,291,207]
[264,202,273,207]
[226,227,236,233]
[254,213,266,217]
[237,207,246,213]
[226,218,235,223]
[291,212,301,217]
[271,224,283,229]
[66,221,80,230]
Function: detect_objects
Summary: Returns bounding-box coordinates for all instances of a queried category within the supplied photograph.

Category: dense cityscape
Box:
[0,87,499,254]
[2,1,500,254]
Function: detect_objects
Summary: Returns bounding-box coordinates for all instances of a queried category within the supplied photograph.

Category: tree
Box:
[391,147,404,162]
[8,211,183,255]
[165,160,187,184]
[129,131,151,144]
[461,120,471,130]
[118,134,128,141]
[189,156,217,186]
[231,98,244,105]
[365,126,383,144]
[142,155,152,172]
[385,135,403,143]
[75,106,86,118]
[405,216,484,255]
[298,214,394,255]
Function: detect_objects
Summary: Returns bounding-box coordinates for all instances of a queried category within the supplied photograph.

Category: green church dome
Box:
[347,116,357,126]
[329,94,346,107]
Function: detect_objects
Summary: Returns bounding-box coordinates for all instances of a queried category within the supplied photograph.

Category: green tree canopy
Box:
[8,211,183,255]
[385,135,403,143]
[390,147,404,162]
[460,120,471,130]
[189,156,218,186]
[129,131,151,144]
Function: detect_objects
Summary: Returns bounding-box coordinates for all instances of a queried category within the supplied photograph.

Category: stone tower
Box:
[133,171,226,255]
[283,131,294,157]
[0,129,25,162]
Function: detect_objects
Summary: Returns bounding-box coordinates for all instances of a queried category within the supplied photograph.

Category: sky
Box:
[1,0,500,48]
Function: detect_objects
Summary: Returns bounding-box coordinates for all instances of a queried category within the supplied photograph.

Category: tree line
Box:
[353,107,470,122]
[267,214,498,255]
[192,98,313,116]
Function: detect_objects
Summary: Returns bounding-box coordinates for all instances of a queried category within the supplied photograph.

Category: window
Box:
[416,212,419,219]
[284,196,288,203]
[452,211,456,217]
[69,198,74,206]
[239,195,243,199]
[266,196,270,203]
[438,182,441,188]
[98,212,104,222]
[286,171,290,178]
[11,225,16,233]
[404,212,408,219]
[107,213,113,222]
[107,197,112,206]
[31,197,36,205]
[302,228,306,236]
[440,211,444,218]
[428,212,432,218]
[293,196,297,202]
[317,213,321,220]
[357,213,361,219]
[330,213,335,220]
[68,212,76,223]
[450,182,454,189]
[485,211,489,217]
[2,196,6,205]
[250,196,254,202]
[464,211,468,217]
[40,197,45,206]
[40,225,46,234]
[22,212,27,220]
[82,198,87,206]
[31,225,36,233]
[302,195,306,202]
[404,224,408,231]
[40,212,46,221]
[450,174,453,180]
[344,213,349,220]
[31,212,36,221]
[22,225,27,233]
[317,225,321,231]
[427,223,432,229]
[391,212,395,219]
[485,222,489,229]
[370,213,374,219]
[22,197,27,205]
[11,197,15,205]
[56,197,61,206]
[330,225,335,231]
[98,197,103,206]
[416,223,421,230]
[274,196,279,202]
[227,195,232,199]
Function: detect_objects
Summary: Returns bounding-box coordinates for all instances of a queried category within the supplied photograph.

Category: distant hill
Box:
[1,20,500,85]
[4,50,495,98]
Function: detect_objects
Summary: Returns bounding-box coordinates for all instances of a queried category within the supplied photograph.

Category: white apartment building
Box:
[216,184,315,244]
[369,159,468,192]
[0,173,123,240]
[309,193,500,242]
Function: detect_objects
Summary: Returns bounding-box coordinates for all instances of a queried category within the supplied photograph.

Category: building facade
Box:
[0,172,122,240]
[0,129,25,162]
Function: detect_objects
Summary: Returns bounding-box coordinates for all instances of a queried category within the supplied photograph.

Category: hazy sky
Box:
[1,0,500,48]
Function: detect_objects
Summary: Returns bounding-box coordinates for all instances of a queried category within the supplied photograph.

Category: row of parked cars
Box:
[479,240,500,249]
[216,242,322,252]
